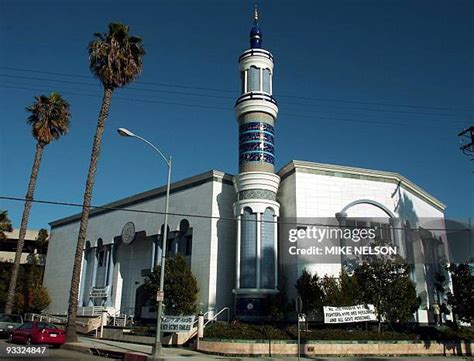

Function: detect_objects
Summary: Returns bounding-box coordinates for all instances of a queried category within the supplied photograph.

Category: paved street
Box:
[0,339,104,360]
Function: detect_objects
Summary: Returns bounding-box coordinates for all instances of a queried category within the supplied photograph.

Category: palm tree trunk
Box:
[4,142,45,314]
[65,87,113,342]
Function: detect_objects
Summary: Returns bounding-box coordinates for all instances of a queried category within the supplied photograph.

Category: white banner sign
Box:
[89,286,110,298]
[160,315,195,332]
[323,304,376,324]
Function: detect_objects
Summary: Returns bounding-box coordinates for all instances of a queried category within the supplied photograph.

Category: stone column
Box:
[78,249,88,307]
[88,247,98,306]
[106,244,115,307]
[256,213,261,289]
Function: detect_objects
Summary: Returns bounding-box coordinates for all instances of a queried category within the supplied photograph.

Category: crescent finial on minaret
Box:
[250,5,262,48]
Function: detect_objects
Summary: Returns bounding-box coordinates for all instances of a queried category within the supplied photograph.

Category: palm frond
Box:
[88,22,146,89]
[25,92,71,144]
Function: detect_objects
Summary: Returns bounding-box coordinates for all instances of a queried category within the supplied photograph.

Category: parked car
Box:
[8,321,65,348]
[0,314,23,337]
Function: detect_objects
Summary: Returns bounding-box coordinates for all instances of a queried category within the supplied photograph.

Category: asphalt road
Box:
[0,338,105,360]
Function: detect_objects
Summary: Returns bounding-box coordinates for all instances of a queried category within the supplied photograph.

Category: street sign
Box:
[295,296,303,314]
[298,313,306,322]
[156,291,164,302]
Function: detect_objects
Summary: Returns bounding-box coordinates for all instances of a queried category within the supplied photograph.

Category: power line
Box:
[0,84,231,112]
[0,195,469,231]
[0,84,464,130]
[1,73,466,121]
[1,65,472,113]
[0,74,236,100]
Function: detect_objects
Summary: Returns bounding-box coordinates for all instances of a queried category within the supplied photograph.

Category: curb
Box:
[63,342,149,360]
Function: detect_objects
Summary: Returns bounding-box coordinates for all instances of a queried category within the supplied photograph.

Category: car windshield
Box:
[0,314,22,323]
[37,322,58,330]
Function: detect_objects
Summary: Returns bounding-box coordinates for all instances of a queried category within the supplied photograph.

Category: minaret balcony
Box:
[235,92,278,118]
[239,48,274,62]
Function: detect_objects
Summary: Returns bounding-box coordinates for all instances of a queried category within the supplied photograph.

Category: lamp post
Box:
[117,127,171,359]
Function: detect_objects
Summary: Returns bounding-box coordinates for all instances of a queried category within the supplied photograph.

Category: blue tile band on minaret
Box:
[239,122,275,165]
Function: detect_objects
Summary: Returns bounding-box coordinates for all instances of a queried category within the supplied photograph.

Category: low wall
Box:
[102,327,192,346]
[199,339,473,356]
[102,328,155,344]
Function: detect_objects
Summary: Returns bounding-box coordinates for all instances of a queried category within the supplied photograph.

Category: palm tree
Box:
[4,93,70,314]
[65,22,145,342]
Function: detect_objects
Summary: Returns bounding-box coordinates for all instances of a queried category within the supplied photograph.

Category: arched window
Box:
[97,238,105,266]
[261,208,275,288]
[240,207,257,288]
[179,219,192,257]
[179,219,190,234]
[262,68,271,94]
[248,66,260,92]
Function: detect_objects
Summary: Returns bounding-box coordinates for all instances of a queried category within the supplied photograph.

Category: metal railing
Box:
[204,307,230,327]
[24,313,67,324]
[77,306,103,317]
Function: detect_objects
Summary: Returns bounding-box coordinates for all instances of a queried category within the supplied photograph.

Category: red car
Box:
[8,321,65,348]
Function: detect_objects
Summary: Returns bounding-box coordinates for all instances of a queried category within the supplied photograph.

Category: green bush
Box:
[204,321,264,340]
[204,322,473,342]
[286,326,417,341]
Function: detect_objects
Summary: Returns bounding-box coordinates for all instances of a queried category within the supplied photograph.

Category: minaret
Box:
[233,7,280,319]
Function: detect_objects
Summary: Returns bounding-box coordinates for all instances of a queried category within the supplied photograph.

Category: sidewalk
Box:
[61,336,320,360]
[62,338,473,361]
[63,336,222,360]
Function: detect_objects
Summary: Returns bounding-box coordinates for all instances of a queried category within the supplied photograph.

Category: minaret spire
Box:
[250,6,262,48]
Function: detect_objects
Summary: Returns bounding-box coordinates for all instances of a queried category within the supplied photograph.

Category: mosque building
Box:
[43,10,450,324]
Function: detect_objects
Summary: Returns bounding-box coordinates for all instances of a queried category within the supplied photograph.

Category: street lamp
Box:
[117,127,172,359]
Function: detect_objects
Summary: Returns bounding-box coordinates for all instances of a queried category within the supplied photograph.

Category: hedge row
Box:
[204,322,417,341]
[204,322,474,341]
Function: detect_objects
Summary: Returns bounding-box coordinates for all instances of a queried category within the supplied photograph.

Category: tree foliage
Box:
[295,269,361,318]
[36,228,49,254]
[26,92,71,145]
[144,254,198,316]
[88,22,146,89]
[0,262,50,314]
[353,261,420,326]
[0,210,13,240]
[295,269,323,318]
[295,262,420,327]
[446,263,474,323]
[319,271,360,307]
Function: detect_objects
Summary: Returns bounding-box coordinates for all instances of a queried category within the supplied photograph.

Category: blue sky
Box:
[0,0,472,230]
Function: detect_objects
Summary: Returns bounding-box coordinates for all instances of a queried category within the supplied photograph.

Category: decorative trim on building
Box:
[50,170,234,229]
[278,160,446,211]
[239,189,276,201]
[234,172,280,194]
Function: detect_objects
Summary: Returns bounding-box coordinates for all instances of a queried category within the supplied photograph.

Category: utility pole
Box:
[459,126,474,162]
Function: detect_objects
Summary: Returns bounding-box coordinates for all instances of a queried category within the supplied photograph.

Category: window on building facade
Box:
[262,68,271,94]
[261,208,275,288]
[240,207,257,288]
[248,66,260,92]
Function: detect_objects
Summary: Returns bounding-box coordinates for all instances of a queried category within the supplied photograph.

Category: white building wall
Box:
[209,178,237,317]
[278,163,446,318]
[44,173,234,316]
